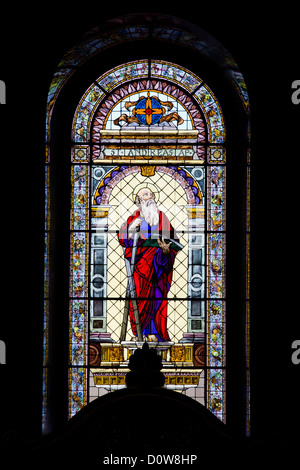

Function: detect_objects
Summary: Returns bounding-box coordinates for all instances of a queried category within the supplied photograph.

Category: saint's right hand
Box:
[130,218,142,230]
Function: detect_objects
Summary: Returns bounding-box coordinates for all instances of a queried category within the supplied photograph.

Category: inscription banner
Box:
[103,148,195,158]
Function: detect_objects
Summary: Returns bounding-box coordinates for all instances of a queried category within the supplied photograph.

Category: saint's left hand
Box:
[157,237,172,255]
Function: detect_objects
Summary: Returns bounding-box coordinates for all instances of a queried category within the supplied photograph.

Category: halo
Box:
[132,182,160,203]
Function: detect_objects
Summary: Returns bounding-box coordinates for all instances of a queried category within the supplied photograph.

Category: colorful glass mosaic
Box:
[45,59,232,425]
[68,61,226,421]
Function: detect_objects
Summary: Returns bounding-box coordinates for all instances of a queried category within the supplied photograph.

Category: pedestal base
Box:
[121,340,174,351]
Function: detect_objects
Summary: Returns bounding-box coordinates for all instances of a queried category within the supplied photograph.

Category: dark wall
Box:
[1,4,299,451]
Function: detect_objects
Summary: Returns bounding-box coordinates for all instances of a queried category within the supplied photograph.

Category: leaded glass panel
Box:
[48,59,227,423]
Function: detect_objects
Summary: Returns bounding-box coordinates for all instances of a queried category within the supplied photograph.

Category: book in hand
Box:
[141,233,184,252]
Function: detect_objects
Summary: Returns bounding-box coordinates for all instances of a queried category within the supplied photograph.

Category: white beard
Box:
[139,198,159,226]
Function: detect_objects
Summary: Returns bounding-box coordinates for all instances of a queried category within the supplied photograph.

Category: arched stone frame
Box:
[44,14,250,437]
[94,164,203,207]
[71,59,225,146]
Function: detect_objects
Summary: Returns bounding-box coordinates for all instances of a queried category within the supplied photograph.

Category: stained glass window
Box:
[66,60,227,421]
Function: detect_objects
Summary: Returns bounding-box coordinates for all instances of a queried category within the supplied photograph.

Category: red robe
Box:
[118,210,177,341]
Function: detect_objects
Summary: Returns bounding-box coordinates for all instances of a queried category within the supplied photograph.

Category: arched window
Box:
[43,14,250,436]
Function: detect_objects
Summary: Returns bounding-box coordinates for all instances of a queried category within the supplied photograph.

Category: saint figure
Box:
[118,185,180,342]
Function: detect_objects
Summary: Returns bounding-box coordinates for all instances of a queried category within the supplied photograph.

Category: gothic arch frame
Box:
[44,13,250,437]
